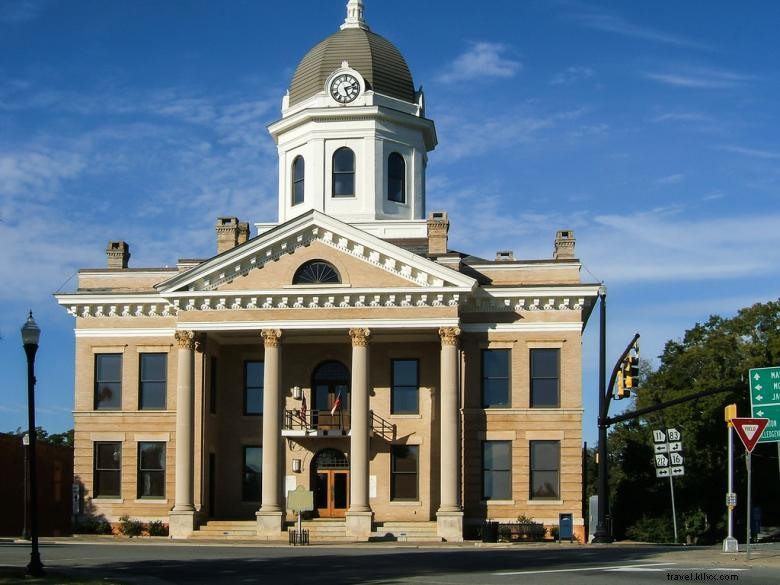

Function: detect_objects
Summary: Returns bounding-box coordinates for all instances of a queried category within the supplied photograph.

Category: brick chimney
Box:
[106,241,130,269]
[427,211,449,256]
[553,230,576,260]
[216,217,250,254]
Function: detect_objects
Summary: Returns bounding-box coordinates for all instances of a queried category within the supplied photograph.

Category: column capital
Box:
[438,326,461,346]
[261,328,282,348]
[349,328,371,347]
[175,330,200,351]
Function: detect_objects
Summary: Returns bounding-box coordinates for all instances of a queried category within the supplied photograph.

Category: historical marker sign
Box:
[749,367,780,444]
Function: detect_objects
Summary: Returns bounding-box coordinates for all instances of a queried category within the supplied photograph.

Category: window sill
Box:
[92,498,123,504]
[390,414,422,419]
[134,499,169,504]
[527,499,563,505]
[389,500,422,506]
[483,499,515,505]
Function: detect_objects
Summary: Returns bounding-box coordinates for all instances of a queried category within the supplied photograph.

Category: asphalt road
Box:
[1,540,778,585]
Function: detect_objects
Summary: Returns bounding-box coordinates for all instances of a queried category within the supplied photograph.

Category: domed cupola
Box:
[289,17,416,106]
[265,0,436,239]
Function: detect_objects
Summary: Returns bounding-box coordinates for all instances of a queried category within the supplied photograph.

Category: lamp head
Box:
[21,311,41,346]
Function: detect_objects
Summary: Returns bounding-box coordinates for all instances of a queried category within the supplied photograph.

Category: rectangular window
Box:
[481,349,510,408]
[242,446,262,502]
[530,441,560,500]
[95,354,122,410]
[244,361,264,415]
[482,440,511,500]
[391,359,419,414]
[530,348,560,408]
[209,356,218,414]
[390,445,419,501]
[139,353,167,409]
[137,442,165,499]
[94,442,121,498]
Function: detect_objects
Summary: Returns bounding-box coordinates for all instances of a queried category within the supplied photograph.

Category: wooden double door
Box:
[312,448,350,518]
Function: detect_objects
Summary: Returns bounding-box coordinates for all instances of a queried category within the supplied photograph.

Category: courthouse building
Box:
[56,1,600,542]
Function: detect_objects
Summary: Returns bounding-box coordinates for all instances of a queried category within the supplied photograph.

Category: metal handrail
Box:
[282,408,395,439]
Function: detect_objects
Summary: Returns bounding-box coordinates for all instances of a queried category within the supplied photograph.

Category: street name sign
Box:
[732,417,769,453]
[748,366,780,444]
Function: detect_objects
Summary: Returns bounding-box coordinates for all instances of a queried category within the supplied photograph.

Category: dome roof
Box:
[289,26,416,106]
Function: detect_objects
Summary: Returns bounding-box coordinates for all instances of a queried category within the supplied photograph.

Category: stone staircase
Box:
[191,518,442,543]
[191,520,258,539]
[298,518,353,543]
[370,521,441,542]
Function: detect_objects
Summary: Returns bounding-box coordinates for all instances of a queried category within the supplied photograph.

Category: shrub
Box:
[626,515,674,543]
[74,515,113,535]
[148,520,168,537]
[119,515,144,537]
[549,525,560,540]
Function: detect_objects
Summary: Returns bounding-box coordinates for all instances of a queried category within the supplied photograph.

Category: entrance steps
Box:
[192,520,258,539]
[370,521,442,542]
[299,518,353,543]
[191,518,442,543]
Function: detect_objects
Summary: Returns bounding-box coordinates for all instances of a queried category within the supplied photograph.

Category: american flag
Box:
[330,392,342,416]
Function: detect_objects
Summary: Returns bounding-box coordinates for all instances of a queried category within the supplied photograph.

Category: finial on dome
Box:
[341,0,369,30]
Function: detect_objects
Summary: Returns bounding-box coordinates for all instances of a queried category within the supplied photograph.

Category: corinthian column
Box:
[437,326,464,542]
[346,327,372,538]
[257,328,283,538]
[170,330,199,538]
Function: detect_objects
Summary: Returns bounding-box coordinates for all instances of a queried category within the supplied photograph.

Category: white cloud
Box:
[432,105,584,162]
[643,68,753,89]
[550,66,594,85]
[436,42,521,84]
[652,112,711,123]
[718,145,780,160]
[566,4,711,50]
[656,173,684,185]
[0,0,50,23]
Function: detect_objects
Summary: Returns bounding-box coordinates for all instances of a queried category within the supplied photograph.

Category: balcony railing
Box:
[282,409,395,440]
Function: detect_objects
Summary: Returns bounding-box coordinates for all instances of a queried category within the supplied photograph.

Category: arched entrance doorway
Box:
[311,448,349,518]
[311,360,350,431]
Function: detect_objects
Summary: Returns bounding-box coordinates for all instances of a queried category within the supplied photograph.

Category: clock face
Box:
[329,73,360,103]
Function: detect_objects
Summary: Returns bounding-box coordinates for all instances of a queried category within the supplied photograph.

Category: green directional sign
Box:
[749,366,780,444]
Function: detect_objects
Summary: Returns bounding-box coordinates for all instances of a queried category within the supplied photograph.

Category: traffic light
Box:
[624,355,639,389]
[616,369,630,399]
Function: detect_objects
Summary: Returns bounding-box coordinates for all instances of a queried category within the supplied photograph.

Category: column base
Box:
[256,510,284,540]
[436,510,464,542]
[723,536,739,553]
[168,510,196,539]
[345,510,373,540]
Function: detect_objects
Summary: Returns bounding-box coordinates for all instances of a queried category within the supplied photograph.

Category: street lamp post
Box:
[21,311,44,577]
[22,432,30,540]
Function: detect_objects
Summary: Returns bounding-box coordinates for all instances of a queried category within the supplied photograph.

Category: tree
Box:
[10,426,74,447]
[608,300,780,542]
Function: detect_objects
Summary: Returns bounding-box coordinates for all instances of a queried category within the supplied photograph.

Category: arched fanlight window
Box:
[293,260,341,284]
[292,156,305,205]
[332,147,355,197]
[388,152,405,203]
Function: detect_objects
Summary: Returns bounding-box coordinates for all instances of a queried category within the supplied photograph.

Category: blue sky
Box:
[1,0,779,445]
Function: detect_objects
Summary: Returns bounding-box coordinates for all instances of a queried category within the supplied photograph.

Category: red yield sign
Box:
[732,418,769,453]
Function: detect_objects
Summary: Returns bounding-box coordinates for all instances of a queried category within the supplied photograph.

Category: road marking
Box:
[494,562,671,575]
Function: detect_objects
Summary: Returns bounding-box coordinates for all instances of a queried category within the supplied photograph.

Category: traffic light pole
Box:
[593,285,641,543]
[593,288,611,543]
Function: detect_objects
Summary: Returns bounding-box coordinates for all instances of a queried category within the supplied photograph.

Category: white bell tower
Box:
[262,1,437,239]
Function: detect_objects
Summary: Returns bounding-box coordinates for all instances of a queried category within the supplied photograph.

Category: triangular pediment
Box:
[157,211,476,300]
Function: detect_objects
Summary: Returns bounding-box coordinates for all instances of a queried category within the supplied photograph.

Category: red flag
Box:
[330,392,342,416]
[300,392,307,424]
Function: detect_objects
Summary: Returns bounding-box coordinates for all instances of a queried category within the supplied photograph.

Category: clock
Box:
[329,73,360,103]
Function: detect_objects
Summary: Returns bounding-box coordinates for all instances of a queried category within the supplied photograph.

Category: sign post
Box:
[723,404,738,553]
[731,417,769,560]
[652,428,683,542]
